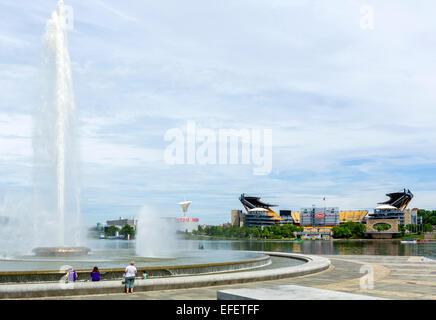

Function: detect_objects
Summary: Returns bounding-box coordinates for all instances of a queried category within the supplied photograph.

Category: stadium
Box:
[232,190,418,237]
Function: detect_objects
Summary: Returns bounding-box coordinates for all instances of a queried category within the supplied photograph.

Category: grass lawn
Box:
[398,233,424,240]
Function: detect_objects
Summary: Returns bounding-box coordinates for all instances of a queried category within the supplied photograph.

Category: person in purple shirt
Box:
[90,266,100,281]
[65,267,77,283]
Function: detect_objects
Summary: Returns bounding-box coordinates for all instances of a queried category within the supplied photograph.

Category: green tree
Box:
[262,227,271,239]
[250,227,261,239]
[424,223,433,232]
[271,226,282,238]
[105,225,118,237]
[119,224,135,239]
[280,224,295,238]
[418,210,436,225]
[332,223,365,239]
[373,223,391,231]
[342,222,366,237]
[332,226,344,238]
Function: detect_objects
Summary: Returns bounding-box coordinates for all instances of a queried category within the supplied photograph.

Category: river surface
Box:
[86,238,436,260]
[191,239,436,260]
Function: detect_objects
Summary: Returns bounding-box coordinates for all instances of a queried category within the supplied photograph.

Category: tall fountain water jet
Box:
[135,205,178,258]
[32,0,84,253]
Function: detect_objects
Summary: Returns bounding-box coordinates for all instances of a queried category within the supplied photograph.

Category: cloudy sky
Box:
[1,0,435,226]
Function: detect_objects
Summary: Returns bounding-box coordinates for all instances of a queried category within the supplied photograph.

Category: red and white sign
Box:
[315,213,325,219]
[176,217,199,222]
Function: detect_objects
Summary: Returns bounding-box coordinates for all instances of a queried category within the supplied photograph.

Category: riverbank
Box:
[184,234,432,242]
[183,234,303,241]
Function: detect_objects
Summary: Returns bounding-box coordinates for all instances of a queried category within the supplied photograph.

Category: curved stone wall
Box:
[0,255,271,284]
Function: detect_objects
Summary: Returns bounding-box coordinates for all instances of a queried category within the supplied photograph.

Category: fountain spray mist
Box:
[135,205,178,258]
[33,0,81,248]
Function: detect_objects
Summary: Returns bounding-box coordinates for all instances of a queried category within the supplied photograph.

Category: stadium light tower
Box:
[178,201,192,217]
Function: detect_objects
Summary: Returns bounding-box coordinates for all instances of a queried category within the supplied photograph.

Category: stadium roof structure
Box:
[378,189,413,211]
[248,207,270,212]
[239,194,278,209]
[375,204,398,210]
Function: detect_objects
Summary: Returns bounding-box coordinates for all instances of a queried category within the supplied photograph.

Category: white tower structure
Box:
[176,201,198,233]
[178,201,192,216]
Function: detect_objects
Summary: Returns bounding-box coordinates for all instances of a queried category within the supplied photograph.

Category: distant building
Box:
[300,207,340,227]
[174,200,199,233]
[279,210,295,225]
[231,210,245,227]
[106,217,137,230]
[175,217,199,233]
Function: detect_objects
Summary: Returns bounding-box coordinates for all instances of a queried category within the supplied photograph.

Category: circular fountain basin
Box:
[0,253,328,299]
[0,240,310,284]
[0,249,278,283]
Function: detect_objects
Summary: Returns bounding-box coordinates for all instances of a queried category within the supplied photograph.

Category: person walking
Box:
[124,261,137,294]
[90,266,100,282]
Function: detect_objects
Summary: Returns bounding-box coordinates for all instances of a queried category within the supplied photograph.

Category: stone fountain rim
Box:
[0,254,271,275]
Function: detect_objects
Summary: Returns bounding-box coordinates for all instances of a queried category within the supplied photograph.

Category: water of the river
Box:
[191,239,436,259]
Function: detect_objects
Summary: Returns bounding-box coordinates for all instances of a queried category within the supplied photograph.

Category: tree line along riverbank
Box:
[189,221,434,241]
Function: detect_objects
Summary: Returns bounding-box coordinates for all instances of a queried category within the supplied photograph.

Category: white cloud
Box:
[1,0,436,225]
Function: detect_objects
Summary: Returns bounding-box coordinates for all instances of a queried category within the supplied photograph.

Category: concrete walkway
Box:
[9,255,436,300]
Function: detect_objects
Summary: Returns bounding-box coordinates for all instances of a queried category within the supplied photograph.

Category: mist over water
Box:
[0,194,35,258]
[0,1,82,256]
[135,205,179,258]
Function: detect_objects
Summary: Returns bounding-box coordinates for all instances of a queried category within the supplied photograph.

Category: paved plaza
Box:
[13,255,436,300]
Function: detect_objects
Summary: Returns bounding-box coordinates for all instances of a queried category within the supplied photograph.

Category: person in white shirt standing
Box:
[124,261,137,294]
